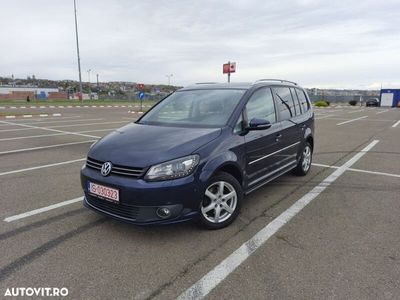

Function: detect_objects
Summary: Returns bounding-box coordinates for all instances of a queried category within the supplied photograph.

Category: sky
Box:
[0,0,399,89]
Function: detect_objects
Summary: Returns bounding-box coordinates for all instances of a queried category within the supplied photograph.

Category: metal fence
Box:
[98,93,367,104]
[98,93,165,102]
[308,95,364,103]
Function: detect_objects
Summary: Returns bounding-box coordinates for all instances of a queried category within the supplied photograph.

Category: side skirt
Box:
[244,160,297,195]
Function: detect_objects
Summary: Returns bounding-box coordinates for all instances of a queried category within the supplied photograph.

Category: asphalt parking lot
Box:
[0,104,399,299]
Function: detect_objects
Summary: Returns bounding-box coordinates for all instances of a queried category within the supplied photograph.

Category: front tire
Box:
[293,142,313,176]
[198,172,242,230]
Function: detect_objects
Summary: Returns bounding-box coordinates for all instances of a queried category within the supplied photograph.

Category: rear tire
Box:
[293,142,313,176]
[198,172,242,230]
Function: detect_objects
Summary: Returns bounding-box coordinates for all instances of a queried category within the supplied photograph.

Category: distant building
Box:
[0,86,62,100]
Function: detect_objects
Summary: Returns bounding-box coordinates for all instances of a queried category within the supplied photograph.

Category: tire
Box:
[198,172,243,230]
[293,142,313,176]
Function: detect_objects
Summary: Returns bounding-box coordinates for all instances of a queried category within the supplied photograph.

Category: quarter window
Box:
[295,88,310,112]
[290,88,302,115]
[274,87,295,120]
[246,88,276,123]
[233,114,243,133]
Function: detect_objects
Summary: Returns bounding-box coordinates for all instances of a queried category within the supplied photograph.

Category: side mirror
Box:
[246,118,271,131]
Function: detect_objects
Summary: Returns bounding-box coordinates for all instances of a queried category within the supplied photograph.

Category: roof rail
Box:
[254,79,297,85]
[195,82,218,85]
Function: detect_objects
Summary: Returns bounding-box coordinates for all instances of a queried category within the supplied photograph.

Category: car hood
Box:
[88,123,221,168]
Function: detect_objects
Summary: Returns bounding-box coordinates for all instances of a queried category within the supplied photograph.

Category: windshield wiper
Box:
[276,94,293,117]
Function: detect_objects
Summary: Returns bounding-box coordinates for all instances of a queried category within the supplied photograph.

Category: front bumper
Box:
[80,165,203,225]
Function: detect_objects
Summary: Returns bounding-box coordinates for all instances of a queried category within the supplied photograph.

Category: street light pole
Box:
[87,69,91,99]
[73,0,83,102]
[166,74,173,86]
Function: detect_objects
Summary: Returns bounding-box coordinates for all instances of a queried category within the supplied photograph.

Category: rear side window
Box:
[290,88,302,115]
[295,88,310,112]
[245,88,276,123]
[273,87,295,120]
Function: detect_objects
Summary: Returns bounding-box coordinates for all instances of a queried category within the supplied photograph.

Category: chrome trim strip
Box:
[246,163,297,194]
[87,160,102,166]
[86,158,144,177]
[248,160,297,186]
[248,141,300,165]
[86,163,101,170]
[113,166,143,173]
[112,170,143,177]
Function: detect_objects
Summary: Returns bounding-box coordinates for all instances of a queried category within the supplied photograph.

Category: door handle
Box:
[275,134,282,142]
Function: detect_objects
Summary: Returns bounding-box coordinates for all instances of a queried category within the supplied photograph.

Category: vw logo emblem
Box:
[101,162,112,176]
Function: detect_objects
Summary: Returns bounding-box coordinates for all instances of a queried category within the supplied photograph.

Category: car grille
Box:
[86,157,146,178]
[86,194,139,220]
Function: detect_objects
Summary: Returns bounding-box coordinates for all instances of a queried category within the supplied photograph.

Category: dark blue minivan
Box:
[80,79,314,229]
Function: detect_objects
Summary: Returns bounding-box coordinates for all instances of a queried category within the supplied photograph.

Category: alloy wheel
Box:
[302,145,312,172]
[201,181,237,224]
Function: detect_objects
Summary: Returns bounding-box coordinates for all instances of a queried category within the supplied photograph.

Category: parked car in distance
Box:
[366,98,380,107]
[80,79,314,229]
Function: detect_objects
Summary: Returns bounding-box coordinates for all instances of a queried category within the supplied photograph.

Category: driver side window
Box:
[246,88,276,123]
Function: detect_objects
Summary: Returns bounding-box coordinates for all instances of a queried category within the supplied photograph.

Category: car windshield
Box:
[138,89,246,127]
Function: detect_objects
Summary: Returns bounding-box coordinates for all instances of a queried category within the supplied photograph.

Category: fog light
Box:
[156,207,171,219]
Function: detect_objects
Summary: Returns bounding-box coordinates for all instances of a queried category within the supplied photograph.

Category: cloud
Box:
[0,0,399,88]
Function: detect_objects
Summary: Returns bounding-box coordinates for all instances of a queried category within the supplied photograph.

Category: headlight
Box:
[144,155,199,181]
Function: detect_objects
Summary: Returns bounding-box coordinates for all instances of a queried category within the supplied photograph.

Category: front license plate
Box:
[89,182,119,203]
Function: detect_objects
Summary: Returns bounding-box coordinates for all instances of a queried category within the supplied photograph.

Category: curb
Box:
[1,113,62,119]
[0,105,153,110]
[128,111,144,114]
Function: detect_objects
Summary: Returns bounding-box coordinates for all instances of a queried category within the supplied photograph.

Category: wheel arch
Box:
[214,163,244,187]
[306,134,314,150]
[200,153,244,187]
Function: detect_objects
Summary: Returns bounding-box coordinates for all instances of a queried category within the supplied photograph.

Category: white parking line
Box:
[0,120,127,132]
[376,109,389,114]
[0,158,85,176]
[315,114,335,120]
[3,197,83,222]
[8,115,81,122]
[392,120,400,128]
[337,116,368,126]
[312,163,400,178]
[18,118,101,126]
[0,140,96,155]
[0,118,101,127]
[0,128,118,141]
[328,117,395,123]
[177,140,379,300]
[348,109,365,114]
[0,120,101,139]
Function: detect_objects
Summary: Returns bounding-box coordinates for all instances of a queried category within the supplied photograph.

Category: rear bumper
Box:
[80,165,203,224]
